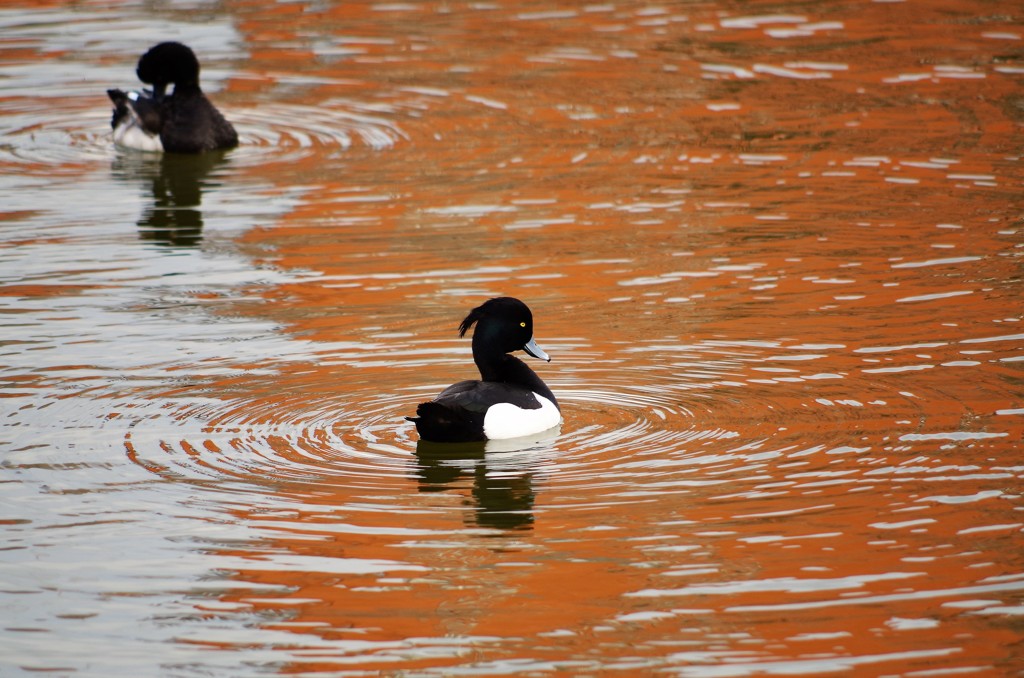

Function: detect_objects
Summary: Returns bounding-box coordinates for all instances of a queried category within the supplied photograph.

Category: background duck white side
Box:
[108,89,164,152]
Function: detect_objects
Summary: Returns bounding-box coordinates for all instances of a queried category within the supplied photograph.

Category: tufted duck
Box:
[107,42,238,153]
[408,297,561,442]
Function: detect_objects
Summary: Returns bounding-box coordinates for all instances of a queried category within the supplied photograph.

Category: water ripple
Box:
[230,101,408,166]
[110,339,918,512]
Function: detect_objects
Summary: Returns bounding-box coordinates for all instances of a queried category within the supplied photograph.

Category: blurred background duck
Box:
[107,42,238,153]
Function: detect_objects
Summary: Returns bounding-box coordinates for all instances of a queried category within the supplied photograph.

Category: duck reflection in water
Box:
[111,151,230,247]
[414,430,559,531]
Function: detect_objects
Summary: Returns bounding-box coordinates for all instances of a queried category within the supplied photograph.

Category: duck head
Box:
[136,42,201,97]
[459,297,550,362]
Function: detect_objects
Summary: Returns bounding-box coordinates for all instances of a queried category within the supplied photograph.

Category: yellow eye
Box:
[520,322,526,327]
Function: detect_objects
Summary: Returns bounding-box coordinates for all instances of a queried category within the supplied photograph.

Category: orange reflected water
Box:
[1,0,1023,675]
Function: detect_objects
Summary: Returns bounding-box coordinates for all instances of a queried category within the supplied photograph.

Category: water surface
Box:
[1,0,1022,675]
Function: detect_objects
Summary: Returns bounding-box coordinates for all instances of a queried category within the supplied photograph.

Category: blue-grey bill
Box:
[523,337,550,362]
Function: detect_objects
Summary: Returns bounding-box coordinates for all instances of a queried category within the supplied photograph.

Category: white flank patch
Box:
[113,123,163,152]
[483,394,561,440]
[112,103,163,152]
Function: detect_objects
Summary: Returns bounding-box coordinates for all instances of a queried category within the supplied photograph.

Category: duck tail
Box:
[107,89,164,136]
[107,89,131,130]
[408,402,486,443]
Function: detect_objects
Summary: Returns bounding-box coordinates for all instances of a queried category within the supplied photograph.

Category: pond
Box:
[1,0,1022,675]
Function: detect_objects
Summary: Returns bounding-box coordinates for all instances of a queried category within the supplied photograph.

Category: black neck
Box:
[172,82,202,96]
[474,352,558,407]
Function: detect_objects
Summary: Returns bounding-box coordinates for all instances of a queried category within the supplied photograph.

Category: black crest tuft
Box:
[458,304,486,338]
